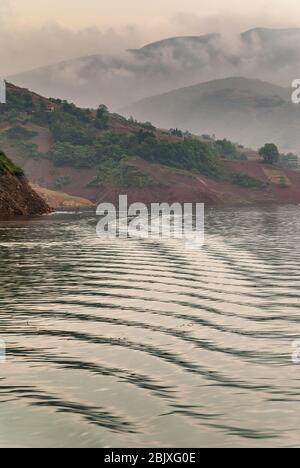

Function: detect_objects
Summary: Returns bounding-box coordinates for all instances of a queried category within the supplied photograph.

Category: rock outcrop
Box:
[0,151,50,219]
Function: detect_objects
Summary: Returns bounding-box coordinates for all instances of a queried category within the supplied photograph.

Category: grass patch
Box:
[0,150,24,176]
[229,171,264,188]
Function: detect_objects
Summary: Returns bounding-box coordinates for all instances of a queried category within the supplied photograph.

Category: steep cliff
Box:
[0,151,50,219]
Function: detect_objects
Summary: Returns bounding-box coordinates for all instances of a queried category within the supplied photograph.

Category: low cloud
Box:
[0,0,12,18]
[1,8,298,76]
[4,11,300,110]
[171,10,299,35]
[0,22,143,75]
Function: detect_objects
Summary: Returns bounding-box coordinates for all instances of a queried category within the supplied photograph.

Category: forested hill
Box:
[0,82,222,180]
[2,82,300,208]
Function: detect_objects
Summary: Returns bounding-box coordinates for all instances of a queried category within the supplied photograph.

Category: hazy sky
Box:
[1,0,300,75]
[6,0,300,28]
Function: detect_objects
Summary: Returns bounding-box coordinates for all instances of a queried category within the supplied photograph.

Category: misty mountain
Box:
[8,28,300,110]
[123,77,300,153]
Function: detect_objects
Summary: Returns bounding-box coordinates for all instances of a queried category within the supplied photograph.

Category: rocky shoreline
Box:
[0,173,51,219]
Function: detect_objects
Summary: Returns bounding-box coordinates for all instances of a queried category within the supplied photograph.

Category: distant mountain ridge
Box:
[132,33,219,54]
[8,27,300,109]
[123,76,300,154]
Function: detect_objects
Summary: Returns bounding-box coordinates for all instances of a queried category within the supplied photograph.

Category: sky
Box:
[5,0,300,28]
[1,0,300,75]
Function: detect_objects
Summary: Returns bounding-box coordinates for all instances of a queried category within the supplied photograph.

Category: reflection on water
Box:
[0,206,300,448]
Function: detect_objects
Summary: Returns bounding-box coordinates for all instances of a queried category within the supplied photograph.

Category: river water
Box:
[0,206,300,448]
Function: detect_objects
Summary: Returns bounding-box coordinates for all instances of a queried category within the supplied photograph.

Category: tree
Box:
[95,104,109,129]
[96,104,108,119]
[215,139,237,159]
[259,143,280,164]
[170,128,183,138]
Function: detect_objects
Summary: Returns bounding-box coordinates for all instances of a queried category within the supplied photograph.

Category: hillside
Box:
[0,82,221,201]
[97,156,300,207]
[0,151,50,219]
[123,77,300,154]
[8,27,300,109]
[2,82,300,208]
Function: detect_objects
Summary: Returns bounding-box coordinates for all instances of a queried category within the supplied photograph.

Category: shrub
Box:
[0,151,24,176]
[54,176,72,189]
[5,125,37,141]
[49,143,96,168]
[230,172,263,188]
[215,139,238,159]
[88,161,156,188]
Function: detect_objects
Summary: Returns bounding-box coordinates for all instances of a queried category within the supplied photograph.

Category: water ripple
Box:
[1,207,300,447]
